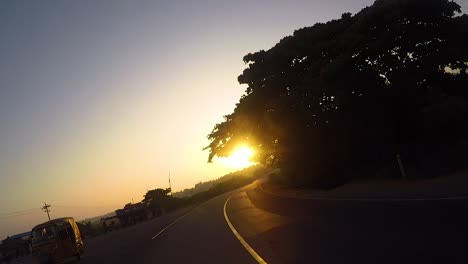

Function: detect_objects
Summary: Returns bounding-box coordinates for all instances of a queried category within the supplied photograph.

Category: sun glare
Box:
[221,146,254,169]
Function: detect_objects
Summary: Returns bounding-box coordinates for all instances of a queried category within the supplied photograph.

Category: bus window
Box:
[32,226,56,243]
[66,224,74,241]
[58,228,69,240]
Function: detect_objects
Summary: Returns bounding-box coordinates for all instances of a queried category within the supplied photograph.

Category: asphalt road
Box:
[240,183,468,264]
[34,181,468,264]
[78,192,256,264]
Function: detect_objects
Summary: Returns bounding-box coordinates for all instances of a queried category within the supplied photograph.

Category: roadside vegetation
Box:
[78,165,267,238]
[205,0,468,188]
[143,165,267,213]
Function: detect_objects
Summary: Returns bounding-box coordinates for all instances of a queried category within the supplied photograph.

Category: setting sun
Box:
[220,146,255,169]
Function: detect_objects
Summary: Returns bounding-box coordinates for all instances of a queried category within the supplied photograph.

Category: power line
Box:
[0,210,42,220]
[0,204,119,220]
[53,204,120,208]
[0,203,122,221]
[0,204,117,215]
[0,208,39,216]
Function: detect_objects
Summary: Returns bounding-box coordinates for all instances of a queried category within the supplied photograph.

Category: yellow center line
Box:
[223,191,267,264]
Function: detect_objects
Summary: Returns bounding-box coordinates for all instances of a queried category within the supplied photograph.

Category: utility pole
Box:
[169,171,173,197]
[42,202,51,221]
[396,153,407,180]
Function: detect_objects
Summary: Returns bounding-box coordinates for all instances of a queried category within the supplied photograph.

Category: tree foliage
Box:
[142,187,185,214]
[206,0,468,187]
[143,188,171,207]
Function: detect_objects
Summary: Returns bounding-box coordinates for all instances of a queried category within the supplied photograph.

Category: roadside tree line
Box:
[205,0,468,188]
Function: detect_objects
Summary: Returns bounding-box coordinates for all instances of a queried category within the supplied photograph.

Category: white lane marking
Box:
[151,199,211,240]
[224,192,267,264]
[258,183,468,201]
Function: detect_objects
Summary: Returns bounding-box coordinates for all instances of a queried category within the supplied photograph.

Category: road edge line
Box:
[223,191,267,264]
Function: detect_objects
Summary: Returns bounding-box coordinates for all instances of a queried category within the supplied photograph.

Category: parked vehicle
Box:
[31,217,83,264]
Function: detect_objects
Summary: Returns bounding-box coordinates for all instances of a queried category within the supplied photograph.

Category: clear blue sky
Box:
[1,0,466,238]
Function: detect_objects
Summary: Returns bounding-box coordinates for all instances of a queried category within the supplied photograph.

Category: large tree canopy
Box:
[206,0,468,187]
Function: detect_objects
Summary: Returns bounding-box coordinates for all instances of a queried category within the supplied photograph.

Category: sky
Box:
[1,0,467,238]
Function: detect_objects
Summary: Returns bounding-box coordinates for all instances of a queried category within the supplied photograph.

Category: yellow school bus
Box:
[31,217,84,263]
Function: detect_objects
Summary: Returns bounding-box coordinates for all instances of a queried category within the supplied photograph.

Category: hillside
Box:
[173,165,265,198]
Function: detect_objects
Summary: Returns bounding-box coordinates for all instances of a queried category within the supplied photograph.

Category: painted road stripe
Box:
[224,192,267,264]
[151,199,211,240]
[258,183,468,202]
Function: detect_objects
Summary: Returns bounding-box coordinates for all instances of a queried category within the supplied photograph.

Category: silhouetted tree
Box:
[206,0,468,187]
[143,188,171,205]
[143,188,182,214]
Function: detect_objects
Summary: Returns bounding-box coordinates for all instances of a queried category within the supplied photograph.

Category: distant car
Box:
[31,217,84,264]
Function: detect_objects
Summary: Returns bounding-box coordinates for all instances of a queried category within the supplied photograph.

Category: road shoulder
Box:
[262,171,468,200]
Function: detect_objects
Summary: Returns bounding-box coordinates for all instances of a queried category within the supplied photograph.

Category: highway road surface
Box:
[80,192,257,264]
[26,181,468,264]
